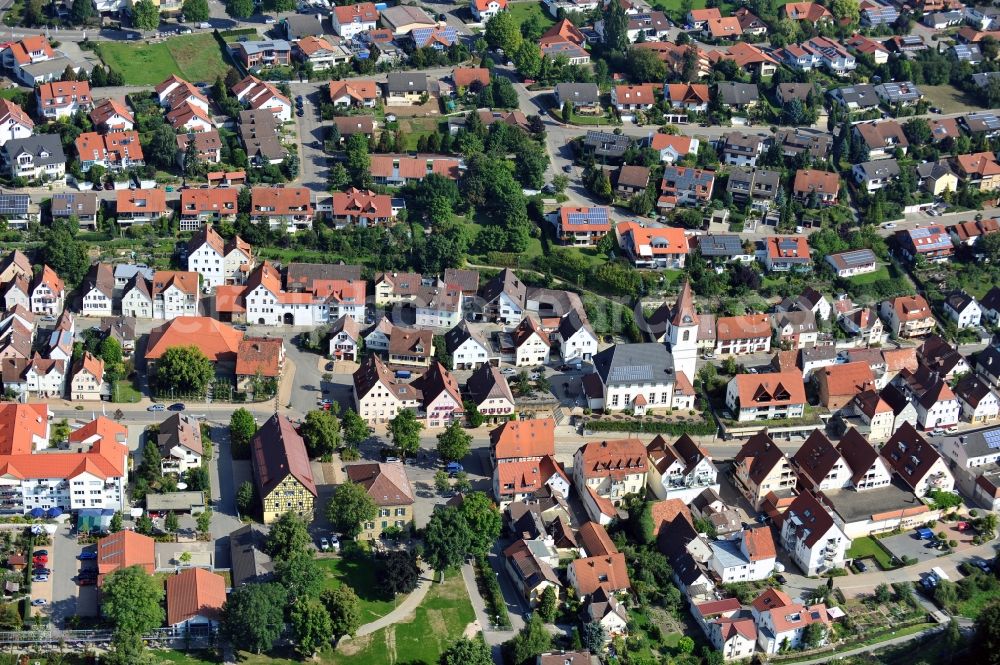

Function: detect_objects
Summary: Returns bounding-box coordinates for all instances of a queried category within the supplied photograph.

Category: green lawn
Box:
[847,265,891,285]
[315,556,398,624]
[507,1,555,29]
[395,117,446,151]
[111,379,143,403]
[846,536,895,570]
[95,34,231,85]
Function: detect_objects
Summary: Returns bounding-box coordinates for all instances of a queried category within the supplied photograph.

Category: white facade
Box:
[25,364,65,398]
[647,456,719,502]
[153,284,199,320]
[452,336,491,370]
[944,299,982,329]
[916,396,961,431]
[493,292,523,325]
[162,444,202,477]
[708,539,776,583]
[70,367,105,401]
[328,331,359,361]
[12,469,126,514]
[121,288,152,319]
[81,286,113,317]
[779,510,849,576]
[559,325,598,362]
[415,298,462,329]
[30,282,64,316]
[188,243,252,289]
[332,14,376,39]
[471,0,505,21]
[515,332,550,367]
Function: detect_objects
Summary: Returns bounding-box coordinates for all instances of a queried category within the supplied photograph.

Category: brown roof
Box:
[452,67,490,88]
[166,567,226,626]
[649,498,692,536]
[577,521,618,557]
[410,360,462,409]
[250,414,317,498]
[743,527,776,562]
[647,433,710,475]
[152,270,199,298]
[817,362,875,400]
[576,439,648,481]
[569,553,630,596]
[466,363,515,406]
[490,418,555,460]
[851,389,891,418]
[83,262,114,299]
[251,187,312,217]
[158,413,203,457]
[752,587,793,613]
[617,164,651,189]
[781,492,836,547]
[443,268,479,293]
[236,337,283,378]
[791,430,843,487]
[734,431,788,485]
[511,316,549,349]
[837,428,882,486]
[388,328,433,357]
[881,422,942,491]
[793,169,839,196]
[345,461,414,506]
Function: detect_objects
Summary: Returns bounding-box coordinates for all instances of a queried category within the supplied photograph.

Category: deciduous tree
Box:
[322,584,361,643]
[441,636,492,665]
[325,480,377,539]
[236,481,255,514]
[101,566,165,637]
[131,1,161,33]
[266,511,312,560]
[341,408,369,447]
[484,11,522,54]
[436,422,471,463]
[388,409,423,457]
[230,408,256,457]
[290,597,331,656]
[154,345,214,396]
[300,409,341,458]
[182,0,209,22]
[458,492,501,557]
[275,551,324,602]
[423,506,471,577]
[221,583,287,654]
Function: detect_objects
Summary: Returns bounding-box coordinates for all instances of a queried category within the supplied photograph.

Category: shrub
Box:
[583,418,716,436]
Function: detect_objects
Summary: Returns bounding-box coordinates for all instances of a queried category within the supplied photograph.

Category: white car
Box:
[319,537,330,551]
[530,372,541,380]
[501,367,516,376]
[882,223,896,229]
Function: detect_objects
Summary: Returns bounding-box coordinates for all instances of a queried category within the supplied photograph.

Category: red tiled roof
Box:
[145,317,243,362]
[490,418,555,460]
[166,568,226,626]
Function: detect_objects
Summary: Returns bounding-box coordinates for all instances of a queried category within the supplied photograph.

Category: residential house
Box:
[732,432,797,509]
[250,187,313,232]
[116,188,169,226]
[294,36,351,70]
[29,266,64,316]
[779,492,849,576]
[715,82,759,110]
[555,83,601,113]
[235,337,284,397]
[782,2,834,22]
[716,314,772,356]
[954,374,1000,424]
[2,135,65,182]
[815,362,876,411]
[347,462,414,539]
[725,372,807,422]
[954,152,1000,191]
[176,131,224,169]
[721,132,766,167]
[729,168,781,212]
[837,427,894,488]
[615,165,650,196]
[150,271,199,320]
[656,166,714,208]
[666,83,710,111]
[385,73,431,105]
[466,363,515,421]
[762,236,812,272]
[826,249,878,278]
[331,2,379,38]
[75,131,144,173]
[556,310,598,362]
[231,76,292,123]
[480,269,526,325]
[179,186,238,232]
[165,568,226,633]
[233,40,293,70]
[646,133,700,165]
[853,121,908,159]
[829,84,880,112]
[51,192,98,231]
[708,527,777,582]
[615,222,689,270]
[917,160,958,196]
[896,225,953,263]
[611,84,656,114]
[80,263,114,317]
[646,434,719,502]
[251,414,317,524]
[771,310,818,350]
[875,81,924,107]
[852,159,901,193]
[574,438,648,525]
[471,0,506,21]
[90,99,135,132]
[327,315,361,362]
[943,290,982,329]
[879,295,936,338]
[69,352,106,401]
[158,414,204,477]
[881,422,955,496]
[35,80,91,120]
[352,355,422,424]
[734,7,768,37]
[555,206,611,247]
[96,530,153,584]
[792,169,839,205]
[328,79,379,108]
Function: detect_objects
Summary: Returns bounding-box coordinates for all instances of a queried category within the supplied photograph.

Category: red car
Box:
[77,578,95,586]
[32,556,47,564]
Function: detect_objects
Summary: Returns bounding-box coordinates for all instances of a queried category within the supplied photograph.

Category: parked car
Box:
[33,568,50,574]
[78,551,96,560]
[147,404,165,412]
[30,599,46,606]
[446,462,464,475]
[33,550,47,556]
[32,556,47,564]
[167,403,185,411]
[501,367,516,376]
[855,561,867,572]
[32,575,48,582]
[320,537,330,551]
[329,534,340,551]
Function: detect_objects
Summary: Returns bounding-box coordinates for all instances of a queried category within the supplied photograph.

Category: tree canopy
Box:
[131,0,160,31]
[436,422,471,463]
[101,566,165,637]
[458,492,501,557]
[182,0,209,21]
[266,511,312,560]
[423,506,471,575]
[323,584,362,642]
[300,409,342,458]
[326,480,378,539]
[389,409,423,457]
[221,583,287,654]
[441,636,492,665]
[154,345,214,396]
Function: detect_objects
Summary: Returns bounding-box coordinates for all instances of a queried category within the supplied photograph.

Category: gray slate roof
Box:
[592,343,675,388]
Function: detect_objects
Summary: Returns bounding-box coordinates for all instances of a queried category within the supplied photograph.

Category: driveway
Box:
[881,532,947,565]
[50,525,97,626]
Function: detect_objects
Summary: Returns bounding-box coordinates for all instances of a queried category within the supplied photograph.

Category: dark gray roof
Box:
[283,14,326,39]
[699,234,744,257]
[387,72,429,94]
[229,524,274,587]
[916,159,954,180]
[854,159,900,181]
[776,128,832,158]
[51,192,98,218]
[593,343,675,388]
[558,309,590,340]
[715,81,759,106]
[444,320,488,354]
[777,82,814,103]
[982,286,1000,313]
[829,84,879,108]
[2,134,65,167]
[945,289,977,314]
[584,130,632,157]
[480,268,526,307]
[556,82,600,105]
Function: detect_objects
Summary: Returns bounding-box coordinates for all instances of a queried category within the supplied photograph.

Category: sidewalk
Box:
[789,624,946,665]
[349,564,433,638]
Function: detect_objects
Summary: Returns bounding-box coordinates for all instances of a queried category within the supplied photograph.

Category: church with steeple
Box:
[584,282,700,415]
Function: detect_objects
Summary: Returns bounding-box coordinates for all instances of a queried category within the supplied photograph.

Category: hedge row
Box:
[583,418,717,436]
[474,553,511,629]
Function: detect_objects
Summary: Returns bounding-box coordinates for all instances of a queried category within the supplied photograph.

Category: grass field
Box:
[315,556,399,624]
[921,85,989,115]
[507,1,555,29]
[396,117,445,151]
[95,34,230,86]
[847,265,891,285]
[846,536,895,570]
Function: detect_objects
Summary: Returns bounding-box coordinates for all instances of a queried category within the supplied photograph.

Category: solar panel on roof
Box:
[566,208,608,226]
[0,195,28,215]
[984,429,1000,450]
[835,249,876,268]
[609,365,653,382]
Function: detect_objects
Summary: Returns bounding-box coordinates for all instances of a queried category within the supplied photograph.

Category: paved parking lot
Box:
[50,525,97,624]
[881,531,947,564]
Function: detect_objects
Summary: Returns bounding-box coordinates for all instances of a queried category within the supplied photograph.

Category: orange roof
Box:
[766,235,810,260]
[370,155,461,180]
[145,317,244,362]
[251,187,312,216]
[453,67,490,88]
[0,404,48,456]
[889,295,933,322]
[688,8,722,20]
[616,222,688,258]
[166,568,227,626]
[332,187,392,218]
[956,152,1000,177]
[649,498,692,536]
[296,35,334,56]
[490,418,555,460]
[75,352,104,384]
[181,188,238,217]
[667,83,709,105]
[559,206,611,233]
[577,521,618,557]
[707,16,742,38]
[496,459,544,496]
[818,361,876,398]
[570,553,630,596]
[732,371,807,408]
[576,439,648,481]
[36,80,91,109]
[116,188,167,215]
[89,98,133,128]
[7,35,53,65]
[793,169,839,196]
[783,2,833,20]
[716,314,771,341]
[33,265,64,296]
[539,18,585,46]
[236,337,283,377]
[716,42,778,68]
[614,84,656,102]
[752,587,793,613]
[743,527,776,561]
[0,99,32,131]
[333,2,378,24]
[649,133,696,154]
[474,0,506,9]
[96,530,155,581]
[328,79,379,102]
[151,270,199,298]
